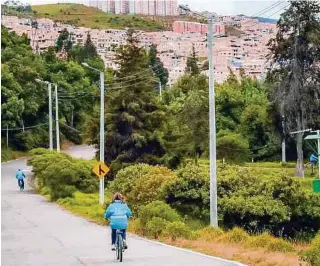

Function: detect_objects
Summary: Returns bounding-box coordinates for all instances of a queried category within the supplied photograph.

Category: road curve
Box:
[2,147,245,266]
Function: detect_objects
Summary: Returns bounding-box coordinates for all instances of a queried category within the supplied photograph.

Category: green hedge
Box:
[109,164,177,206]
[164,162,320,239]
[27,149,99,200]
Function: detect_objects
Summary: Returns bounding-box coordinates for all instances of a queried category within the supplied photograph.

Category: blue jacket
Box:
[105,200,132,230]
[310,154,318,164]
[15,170,26,180]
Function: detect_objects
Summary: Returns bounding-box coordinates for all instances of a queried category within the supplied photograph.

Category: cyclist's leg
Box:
[122,229,128,249]
[21,179,24,189]
[111,229,116,245]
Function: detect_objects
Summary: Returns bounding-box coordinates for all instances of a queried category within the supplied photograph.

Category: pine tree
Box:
[104,30,166,168]
[84,32,98,58]
[185,44,200,75]
[149,44,169,86]
[55,29,73,59]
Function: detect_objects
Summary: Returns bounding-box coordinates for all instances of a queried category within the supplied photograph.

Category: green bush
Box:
[14,127,49,151]
[216,130,250,164]
[27,150,99,200]
[110,164,177,206]
[146,217,167,239]
[164,162,209,219]
[164,162,320,238]
[301,233,320,265]
[139,200,180,228]
[29,148,51,156]
[164,221,192,241]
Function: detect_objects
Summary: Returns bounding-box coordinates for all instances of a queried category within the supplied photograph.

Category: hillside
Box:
[31,4,164,31]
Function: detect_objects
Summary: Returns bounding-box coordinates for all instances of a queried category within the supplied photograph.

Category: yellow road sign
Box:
[92,162,110,179]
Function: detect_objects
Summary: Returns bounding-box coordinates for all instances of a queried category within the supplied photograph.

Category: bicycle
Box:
[115,229,125,262]
[18,179,24,191]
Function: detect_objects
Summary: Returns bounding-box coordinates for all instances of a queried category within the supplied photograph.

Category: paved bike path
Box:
[2,147,244,266]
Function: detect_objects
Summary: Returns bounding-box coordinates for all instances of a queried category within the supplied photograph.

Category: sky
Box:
[8,0,289,18]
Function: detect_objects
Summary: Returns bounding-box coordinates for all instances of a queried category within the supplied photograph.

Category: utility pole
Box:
[100,70,105,205]
[281,102,286,163]
[178,4,218,227]
[317,130,320,179]
[48,82,53,151]
[82,63,105,205]
[158,80,162,98]
[208,15,218,227]
[36,79,54,151]
[55,84,60,152]
[6,125,8,149]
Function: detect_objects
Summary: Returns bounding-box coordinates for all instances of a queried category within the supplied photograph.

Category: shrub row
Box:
[112,162,320,239]
[27,148,99,200]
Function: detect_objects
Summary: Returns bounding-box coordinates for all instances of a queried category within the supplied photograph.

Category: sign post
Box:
[92,161,110,202]
[93,162,110,179]
[305,130,320,192]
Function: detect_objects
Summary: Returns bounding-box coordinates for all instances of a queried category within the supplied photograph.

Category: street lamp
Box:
[178,5,218,227]
[82,63,105,205]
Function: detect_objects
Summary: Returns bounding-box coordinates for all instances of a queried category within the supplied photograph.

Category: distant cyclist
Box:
[105,192,132,251]
[310,153,318,166]
[310,153,318,173]
[15,169,26,190]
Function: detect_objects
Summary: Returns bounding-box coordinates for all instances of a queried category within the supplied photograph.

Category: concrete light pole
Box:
[82,63,105,205]
[208,15,218,227]
[36,79,53,151]
[54,84,60,152]
[178,5,218,227]
[158,80,162,98]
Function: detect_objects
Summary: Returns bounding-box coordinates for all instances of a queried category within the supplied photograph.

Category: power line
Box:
[1,122,49,131]
[241,3,290,29]
[109,61,166,82]
[54,66,167,98]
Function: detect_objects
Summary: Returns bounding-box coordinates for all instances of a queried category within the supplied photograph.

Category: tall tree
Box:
[185,44,200,76]
[71,32,100,63]
[55,29,73,60]
[148,44,168,86]
[268,0,320,176]
[90,30,166,170]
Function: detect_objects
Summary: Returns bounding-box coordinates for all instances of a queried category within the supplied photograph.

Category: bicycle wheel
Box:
[118,234,123,262]
[116,235,119,260]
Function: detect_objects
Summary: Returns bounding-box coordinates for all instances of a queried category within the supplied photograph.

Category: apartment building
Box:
[172,21,225,35]
[89,0,178,16]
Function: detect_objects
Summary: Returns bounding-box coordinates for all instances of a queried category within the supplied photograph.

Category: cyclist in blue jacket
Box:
[15,169,26,190]
[105,192,132,251]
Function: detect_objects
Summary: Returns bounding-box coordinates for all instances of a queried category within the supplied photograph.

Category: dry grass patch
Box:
[168,238,304,266]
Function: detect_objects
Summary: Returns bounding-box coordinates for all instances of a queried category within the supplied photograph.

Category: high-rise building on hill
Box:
[88,0,178,16]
